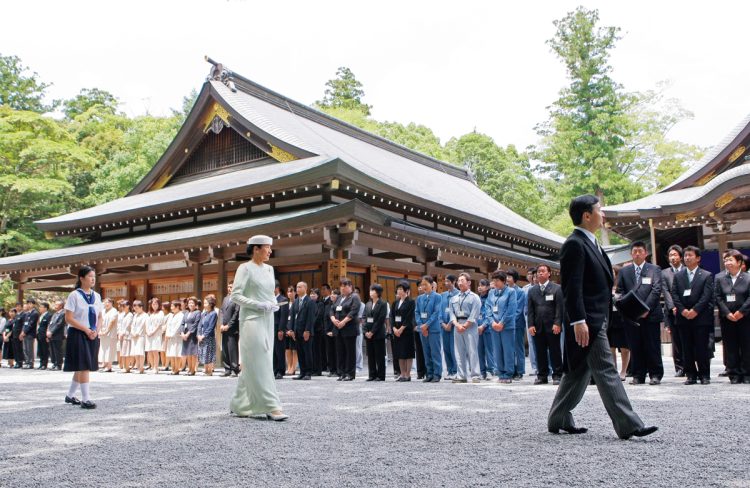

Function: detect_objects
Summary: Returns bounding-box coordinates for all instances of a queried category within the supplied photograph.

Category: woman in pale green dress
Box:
[229,235,288,421]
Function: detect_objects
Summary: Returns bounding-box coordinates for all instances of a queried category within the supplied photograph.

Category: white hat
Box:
[247,235,273,246]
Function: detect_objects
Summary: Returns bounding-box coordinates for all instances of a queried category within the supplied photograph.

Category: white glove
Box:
[259,301,277,312]
[271,304,280,312]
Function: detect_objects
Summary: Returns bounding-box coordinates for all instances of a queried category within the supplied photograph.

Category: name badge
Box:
[642,277,652,285]
[457,311,468,319]
[545,295,554,302]
[397,316,404,322]
[367,317,374,323]
[336,306,343,312]
[727,294,736,303]
[492,306,499,313]
[683,290,691,297]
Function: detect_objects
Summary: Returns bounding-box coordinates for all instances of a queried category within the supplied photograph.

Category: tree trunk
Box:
[596,188,611,246]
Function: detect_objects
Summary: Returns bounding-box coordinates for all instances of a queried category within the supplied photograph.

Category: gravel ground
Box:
[0,354,748,488]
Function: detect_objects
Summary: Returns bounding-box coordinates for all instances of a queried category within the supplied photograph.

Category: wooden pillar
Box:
[436,274,446,294]
[193,263,203,299]
[215,257,226,367]
[649,219,658,266]
[327,254,347,285]
[368,265,378,288]
[716,232,729,259]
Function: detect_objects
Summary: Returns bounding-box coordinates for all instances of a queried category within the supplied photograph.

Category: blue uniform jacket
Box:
[478,294,489,330]
[440,289,459,325]
[485,286,517,330]
[415,291,442,333]
[511,285,527,329]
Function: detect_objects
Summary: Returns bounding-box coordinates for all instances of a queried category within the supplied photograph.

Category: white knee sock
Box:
[80,382,90,402]
[67,380,80,397]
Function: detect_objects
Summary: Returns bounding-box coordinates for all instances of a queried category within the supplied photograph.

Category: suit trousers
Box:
[420,330,443,379]
[477,328,495,376]
[548,325,644,438]
[454,323,480,380]
[514,322,527,375]
[625,320,664,381]
[366,337,386,380]
[222,332,240,374]
[325,334,337,374]
[313,329,326,374]
[49,339,64,368]
[493,328,515,379]
[23,336,35,367]
[37,337,49,368]
[273,333,286,375]
[12,337,25,364]
[442,328,457,375]
[679,323,711,380]
[295,335,314,376]
[533,328,563,380]
[336,334,357,378]
[666,312,684,373]
[413,329,426,377]
[721,322,750,380]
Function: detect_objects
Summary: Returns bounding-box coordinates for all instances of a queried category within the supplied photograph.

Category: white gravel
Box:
[0,353,747,487]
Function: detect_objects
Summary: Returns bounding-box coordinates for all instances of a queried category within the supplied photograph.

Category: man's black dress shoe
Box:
[65,396,81,405]
[374,378,384,381]
[649,378,661,385]
[275,373,283,379]
[423,376,432,383]
[342,376,354,381]
[366,378,375,381]
[700,378,710,385]
[302,375,311,380]
[622,426,658,440]
[684,378,697,385]
[630,378,645,385]
[80,401,96,410]
[417,375,424,380]
[534,378,548,385]
[292,375,304,380]
[312,372,322,376]
[222,371,232,377]
[730,377,741,384]
[549,426,588,435]
[431,377,440,382]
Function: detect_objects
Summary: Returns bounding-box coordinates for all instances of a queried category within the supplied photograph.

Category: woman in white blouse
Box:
[98,298,118,372]
[130,300,147,373]
[165,299,185,374]
[145,298,164,374]
[117,300,133,373]
[160,302,170,371]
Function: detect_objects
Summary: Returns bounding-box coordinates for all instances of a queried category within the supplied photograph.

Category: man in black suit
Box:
[11,303,26,368]
[36,302,52,370]
[46,300,66,370]
[616,241,664,385]
[547,195,656,440]
[220,284,241,377]
[324,288,339,377]
[662,244,685,377]
[331,278,362,381]
[290,281,316,380]
[527,264,564,385]
[715,249,750,384]
[273,281,289,379]
[671,245,715,385]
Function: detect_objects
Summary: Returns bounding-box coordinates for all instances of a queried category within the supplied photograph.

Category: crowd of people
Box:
[1,243,747,387]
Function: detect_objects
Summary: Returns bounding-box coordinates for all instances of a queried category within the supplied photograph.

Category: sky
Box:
[3,0,749,154]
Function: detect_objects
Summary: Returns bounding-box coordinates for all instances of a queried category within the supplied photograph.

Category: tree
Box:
[315,67,371,115]
[535,7,645,244]
[62,88,118,120]
[0,54,57,113]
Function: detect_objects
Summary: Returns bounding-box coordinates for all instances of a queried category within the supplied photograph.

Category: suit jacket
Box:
[714,271,750,325]
[391,297,415,333]
[36,311,52,337]
[12,311,26,338]
[313,299,325,333]
[560,229,614,370]
[661,266,682,327]
[221,296,240,335]
[527,282,564,332]
[290,295,316,335]
[47,311,66,340]
[323,297,337,336]
[615,262,664,323]
[22,308,40,336]
[671,266,715,328]
[331,293,362,337]
[364,299,387,340]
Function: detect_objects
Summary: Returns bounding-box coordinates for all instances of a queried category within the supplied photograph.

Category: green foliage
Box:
[0,277,15,309]
[63,88,118,120]
[315,67,371,115]
[0,54,57,113]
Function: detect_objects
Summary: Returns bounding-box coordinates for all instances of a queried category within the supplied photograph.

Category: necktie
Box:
[635,266,641,284]
[540,284,545,293]
[688,270,694,285]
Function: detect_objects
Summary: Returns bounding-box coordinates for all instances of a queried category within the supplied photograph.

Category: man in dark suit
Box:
[324,288,339,377]
[36,302,52,370]
[19,298,40,368]
[662,244,685,377]
[220,284,240,377]
[12,303,26,368]
[671,245,715,385]
[273,281,289,379]
[616,241,664,385]
[547,195,656,440]
[290,281,316,380]
[331,278,362,381]
[527,264,564,385]
[46,300,66,370]
[715,249,750,384]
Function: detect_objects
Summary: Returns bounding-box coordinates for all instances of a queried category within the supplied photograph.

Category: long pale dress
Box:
[145,311,164,352]
[118,312,133,357]
[229,261,282,416]
[130,312,147,357]
[165,311,184,357]
[98,307,119,363]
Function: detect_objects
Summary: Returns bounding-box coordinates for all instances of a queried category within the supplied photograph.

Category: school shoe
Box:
[65,396,81,405]
[80,401,96,410]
